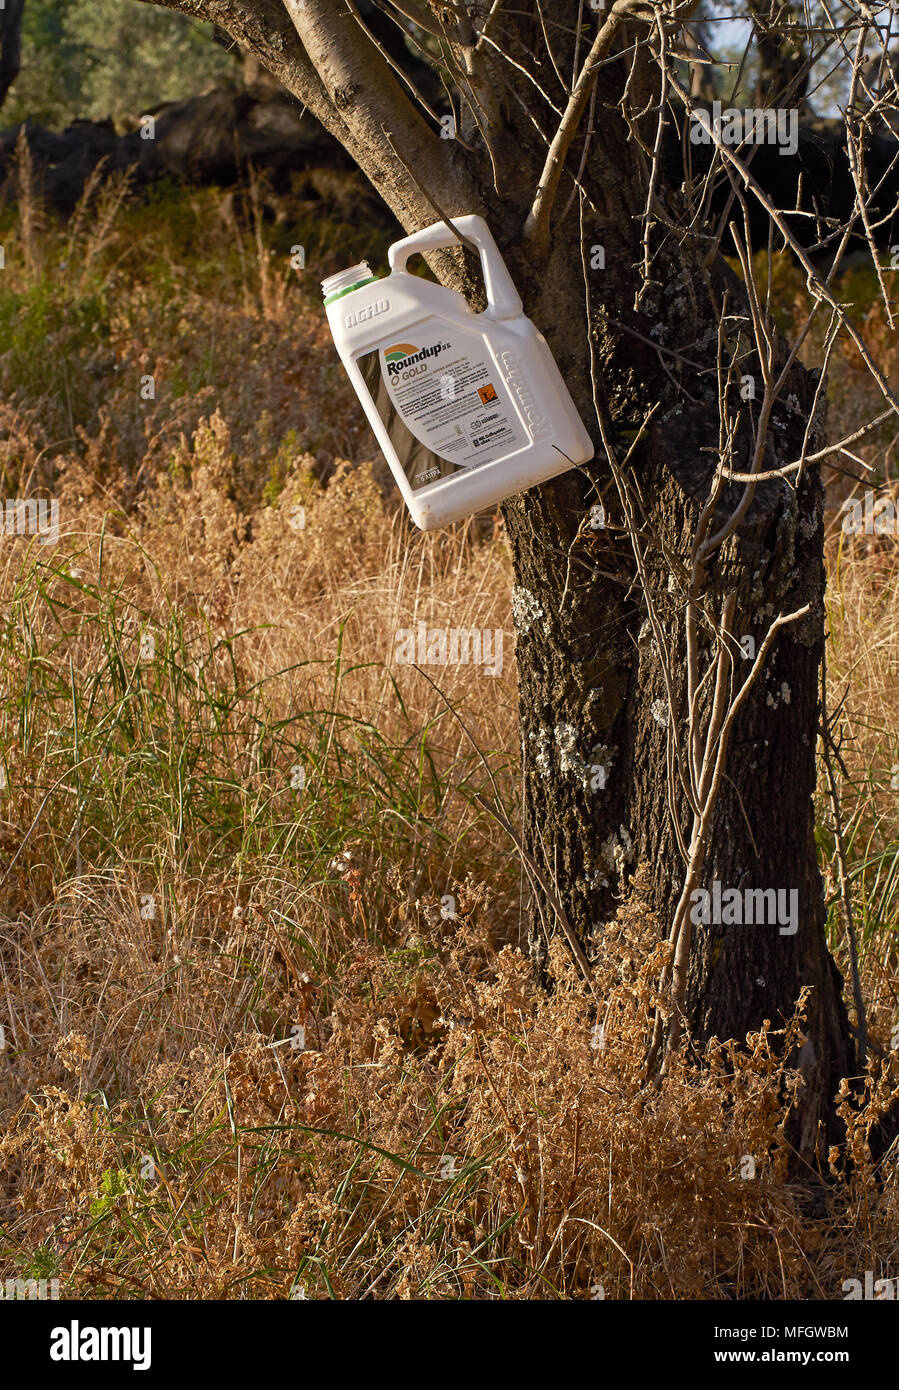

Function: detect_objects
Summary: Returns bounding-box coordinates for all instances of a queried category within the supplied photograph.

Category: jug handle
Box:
[387,214,523,321]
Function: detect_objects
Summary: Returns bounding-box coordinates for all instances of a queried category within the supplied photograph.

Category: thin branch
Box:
[820,656,868,1071]
[523,0,660,251]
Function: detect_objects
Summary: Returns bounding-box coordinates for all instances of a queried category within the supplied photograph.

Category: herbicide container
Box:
[321,214,594,530]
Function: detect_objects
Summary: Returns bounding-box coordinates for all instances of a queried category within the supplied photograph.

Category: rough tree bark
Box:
[138,0,856,1169]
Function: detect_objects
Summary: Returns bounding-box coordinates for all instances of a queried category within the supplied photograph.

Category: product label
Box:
[356,321,528,491]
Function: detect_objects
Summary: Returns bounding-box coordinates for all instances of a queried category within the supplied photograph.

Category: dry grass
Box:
[0,166,897,1299]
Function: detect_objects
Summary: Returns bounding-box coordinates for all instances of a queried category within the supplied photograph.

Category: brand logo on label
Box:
[345,297,389,328]
[384,341,451,376]
[500,351,550,439]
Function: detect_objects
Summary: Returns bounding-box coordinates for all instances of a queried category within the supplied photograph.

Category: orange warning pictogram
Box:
[478,383,498,405]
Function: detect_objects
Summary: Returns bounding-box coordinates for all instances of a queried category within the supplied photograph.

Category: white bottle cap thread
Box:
[321,262,377,303]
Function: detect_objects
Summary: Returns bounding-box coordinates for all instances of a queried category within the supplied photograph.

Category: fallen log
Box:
[0,83,365,212]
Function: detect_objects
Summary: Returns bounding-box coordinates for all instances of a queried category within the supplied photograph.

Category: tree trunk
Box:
[494,71,853,1166]
[0,0,25,114]
[747,0,811,107]
[139,0,855,1172]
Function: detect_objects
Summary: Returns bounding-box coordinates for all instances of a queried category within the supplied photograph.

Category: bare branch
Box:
[523,0,656,252]
[136,0,480,232]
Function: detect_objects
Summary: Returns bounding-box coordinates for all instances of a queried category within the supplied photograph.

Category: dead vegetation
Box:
[0,165,897,1299]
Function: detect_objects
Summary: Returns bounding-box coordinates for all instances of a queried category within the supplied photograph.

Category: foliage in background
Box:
[3,0,233,131]
[0,0,867,137]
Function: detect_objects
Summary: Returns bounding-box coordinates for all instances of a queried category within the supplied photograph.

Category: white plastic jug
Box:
[321,215,594,531]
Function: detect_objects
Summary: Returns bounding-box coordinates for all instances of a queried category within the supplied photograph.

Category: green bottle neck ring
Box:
[323,276,379,305]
